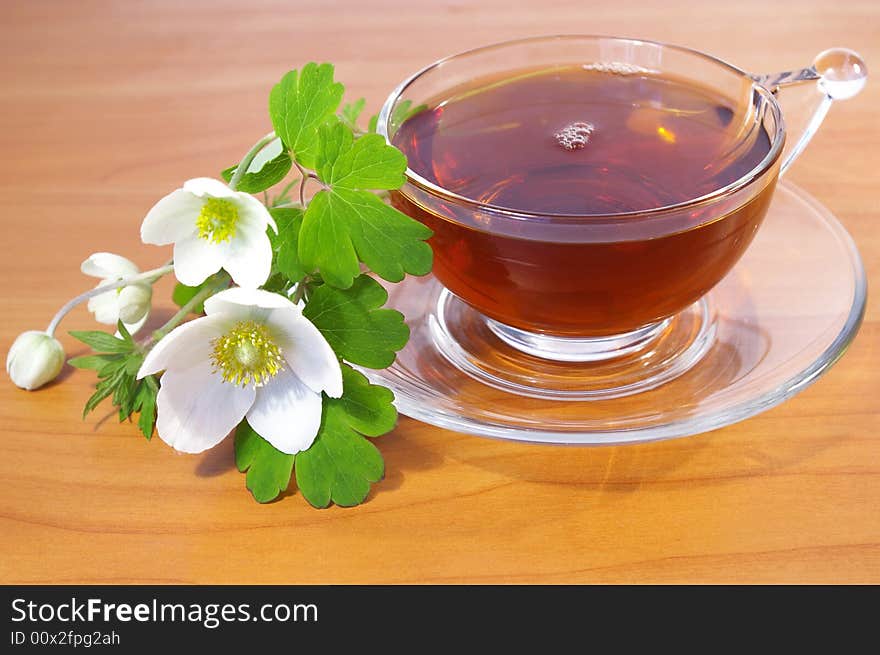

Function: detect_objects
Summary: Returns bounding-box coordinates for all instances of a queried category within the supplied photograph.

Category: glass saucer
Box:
[361,182,866,445]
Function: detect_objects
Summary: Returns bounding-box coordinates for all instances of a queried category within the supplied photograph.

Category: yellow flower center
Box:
[211,320,283,387]
[196,198,239,243]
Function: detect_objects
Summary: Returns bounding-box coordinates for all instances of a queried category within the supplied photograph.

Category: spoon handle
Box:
[750,48,867,175]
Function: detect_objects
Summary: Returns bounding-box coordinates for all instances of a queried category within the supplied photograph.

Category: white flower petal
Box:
[138,314,228,378]
[121,311,150,337]
[141,189,201,245]
[270,307,342,397]
[204,287,295,316]
[183,177,236,199]
[117,284,152,324]
[155,360,255,454]
[173,236,225,287]
[87,290,120,325]
[81,252,140,279]
[246,368,322,454]
[236,192,277,233]
[223,228,272,289]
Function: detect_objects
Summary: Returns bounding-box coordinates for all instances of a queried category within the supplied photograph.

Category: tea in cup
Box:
[379,36,866,362]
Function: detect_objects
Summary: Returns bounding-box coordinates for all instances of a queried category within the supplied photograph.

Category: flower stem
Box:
[146,273,230,345]
[270,201,305,210]
[45,264,174,337]
[291,159,323,207]
[228,131,278,191]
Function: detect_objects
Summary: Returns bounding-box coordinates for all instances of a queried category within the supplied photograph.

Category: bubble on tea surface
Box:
[555,122,594,151]
[582,62,654,76]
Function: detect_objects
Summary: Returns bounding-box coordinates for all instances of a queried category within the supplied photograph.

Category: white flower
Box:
[81,252,152,334]
[140,178,276,289]
[6,331,65,391]
[137,287,342,455]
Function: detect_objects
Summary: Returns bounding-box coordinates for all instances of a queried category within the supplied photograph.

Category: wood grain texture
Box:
[1,0,878,584]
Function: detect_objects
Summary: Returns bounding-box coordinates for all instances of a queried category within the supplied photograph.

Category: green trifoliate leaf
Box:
[268,207,306,283]
[340,97,366,129]
[221,151,292,194]
[295,412,383,508]
[295,365,394,508]
[333,364,397,436]
[316,122,406,190]
[298,121,432,288]
[269,63,344,168]
[234,420,294,503]
[300,188,432,288]
[303,275,409,369]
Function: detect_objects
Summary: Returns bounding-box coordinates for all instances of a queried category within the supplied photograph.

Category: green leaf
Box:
[268,207,306,283]
[341,97,366,128]
[303,275,409,368]
[235,421,294,503]
[172,282,208,315]
[124,353,144,375]
[269,63,345,168]
[295,412,383,508]
[136,377,157,439]
[69,330,132,354]
[298,122,431,287]
[295,365,394,508]
[270,179,298,208]
[295,427,367,506]
[97,357,127,378]
[68,353,122,371]
[334,364,397,436]
[221,151,292,194]
[367,113,378,133]
[316,122,406,190]
[83,364,126,417]
[113,374,136,417]
[299,187,432,288]
[116,320,134,346]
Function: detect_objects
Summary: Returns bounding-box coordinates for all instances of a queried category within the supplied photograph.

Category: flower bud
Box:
[117,284,152,324]
[81,252,152,334]
[6,331,65,391]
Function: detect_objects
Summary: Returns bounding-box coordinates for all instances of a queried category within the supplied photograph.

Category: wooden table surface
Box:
[1,0,878,584]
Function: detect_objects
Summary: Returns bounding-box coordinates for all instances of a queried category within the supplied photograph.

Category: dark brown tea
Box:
[392,65,777,336]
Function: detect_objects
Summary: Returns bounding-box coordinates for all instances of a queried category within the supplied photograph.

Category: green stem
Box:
[146,274,230,345]
[45,264,174,337]
[268,201,305,210]
[228,131,277,191]
[290,276,312,304]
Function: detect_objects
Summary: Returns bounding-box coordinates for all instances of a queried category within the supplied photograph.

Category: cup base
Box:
[430,289,716,401]
[485,316,672,362]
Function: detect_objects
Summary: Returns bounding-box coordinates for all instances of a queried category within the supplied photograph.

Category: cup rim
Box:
[377,34,785,223]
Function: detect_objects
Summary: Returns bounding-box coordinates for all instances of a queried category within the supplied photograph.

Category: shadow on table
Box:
[195,437,235,477]
[367,418,446,500]
[435,418,836,499]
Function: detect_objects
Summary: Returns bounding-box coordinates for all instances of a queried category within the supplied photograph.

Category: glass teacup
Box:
[378,36,866,363]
